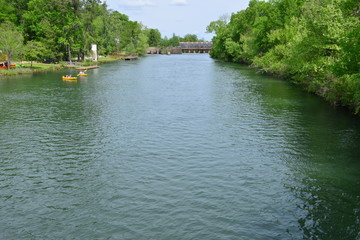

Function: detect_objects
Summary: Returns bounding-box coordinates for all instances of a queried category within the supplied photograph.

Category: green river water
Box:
[1,54,360,239]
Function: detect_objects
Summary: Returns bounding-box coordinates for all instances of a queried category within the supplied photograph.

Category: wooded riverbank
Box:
[208,0,359,115]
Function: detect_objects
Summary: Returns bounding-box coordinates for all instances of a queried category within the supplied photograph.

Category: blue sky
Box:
[105,0,250,41]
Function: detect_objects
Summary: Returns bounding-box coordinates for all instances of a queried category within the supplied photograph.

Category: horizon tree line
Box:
[0,0,207,67]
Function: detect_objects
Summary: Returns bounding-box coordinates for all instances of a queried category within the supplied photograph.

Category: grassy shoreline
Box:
[0,55,138,77]
[0,62,64,76]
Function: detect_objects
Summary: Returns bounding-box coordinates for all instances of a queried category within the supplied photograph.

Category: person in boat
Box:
[79,71,85,75]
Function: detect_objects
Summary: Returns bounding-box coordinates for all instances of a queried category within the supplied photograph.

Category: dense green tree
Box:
[181,34,198,42]
[135,32,149,54]
[208,0,360,114]
[24,41,48,67]
[207,15,232,60]
[159,33,203,47]
[162,33,180,47]
[18,0,149,59]
[147,28,162,47]
[206,14,228,34]
[169,34,180,46]
[336,24,360,76]
[0,21,24,69]
[0,0,17,23]
[107,11,130,53]
[121,21,148,54]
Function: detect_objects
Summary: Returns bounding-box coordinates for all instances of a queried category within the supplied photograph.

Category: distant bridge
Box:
[179,42,213,53]
[146,42,213,54]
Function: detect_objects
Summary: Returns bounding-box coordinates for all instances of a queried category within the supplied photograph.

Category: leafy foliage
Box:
[146,28,162,47]
[0,0,208,62]
[24,41,48,66]
[208,0,360,114]
[0,0,151,61]
[0,21,24,68]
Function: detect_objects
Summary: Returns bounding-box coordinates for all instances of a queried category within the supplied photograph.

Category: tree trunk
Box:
[7,54,11,70]
[68,46,72,64]
[77,49,80,61]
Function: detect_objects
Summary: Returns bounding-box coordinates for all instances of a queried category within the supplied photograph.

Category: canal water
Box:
[1,54,360,239]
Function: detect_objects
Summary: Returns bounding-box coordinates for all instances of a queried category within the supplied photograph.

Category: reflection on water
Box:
[1,55,360,239]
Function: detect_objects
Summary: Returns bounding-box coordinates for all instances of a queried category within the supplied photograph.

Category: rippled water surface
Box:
[1,54,360,239]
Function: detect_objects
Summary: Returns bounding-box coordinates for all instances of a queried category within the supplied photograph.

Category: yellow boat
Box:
[77,73,88,77]
[62,76,77,81]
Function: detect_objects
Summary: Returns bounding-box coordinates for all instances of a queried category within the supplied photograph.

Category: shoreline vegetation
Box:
[207,0,359,115]
[0,55,136,76]
[0,0,206,78]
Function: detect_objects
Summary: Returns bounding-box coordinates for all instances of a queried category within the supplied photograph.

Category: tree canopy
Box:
[0,0,208,62]
[0,0,151,61]
[0,21,24,68]
[208,0,360,114]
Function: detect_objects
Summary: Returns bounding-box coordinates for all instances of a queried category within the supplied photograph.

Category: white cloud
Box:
[170,0,188,6]
[119,0,155,7]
